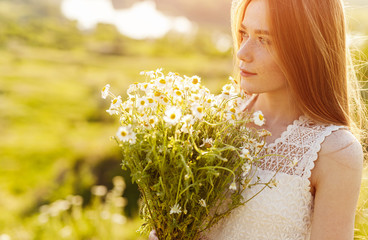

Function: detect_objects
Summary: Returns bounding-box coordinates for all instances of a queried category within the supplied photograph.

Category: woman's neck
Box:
[252,91,303,128]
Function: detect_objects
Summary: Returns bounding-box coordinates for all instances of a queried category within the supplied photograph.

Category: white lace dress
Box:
[202,115,347,240]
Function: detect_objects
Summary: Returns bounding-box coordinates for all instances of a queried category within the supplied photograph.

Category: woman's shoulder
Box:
[317,128,363,171]
[310,128,363,196]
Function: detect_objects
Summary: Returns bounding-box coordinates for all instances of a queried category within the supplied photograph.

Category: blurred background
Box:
[0,0,367,239]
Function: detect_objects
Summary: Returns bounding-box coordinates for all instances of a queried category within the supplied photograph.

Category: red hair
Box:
[231,0,366,139]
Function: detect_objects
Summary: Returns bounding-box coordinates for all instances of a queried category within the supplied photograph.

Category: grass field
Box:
[0,2,367,239]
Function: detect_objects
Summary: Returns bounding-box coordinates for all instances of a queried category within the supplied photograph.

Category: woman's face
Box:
[237,0,287,95]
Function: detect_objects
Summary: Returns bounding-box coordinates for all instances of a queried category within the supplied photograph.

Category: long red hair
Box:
[231,0,366,139]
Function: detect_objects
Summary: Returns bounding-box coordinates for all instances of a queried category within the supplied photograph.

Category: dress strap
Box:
[302,124,348,180]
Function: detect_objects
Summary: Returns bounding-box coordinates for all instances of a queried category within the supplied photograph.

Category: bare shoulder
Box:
[310,128,364,239]
[317,128,364,171]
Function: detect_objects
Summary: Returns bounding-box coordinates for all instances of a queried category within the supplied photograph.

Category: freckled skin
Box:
[237,0,287,96]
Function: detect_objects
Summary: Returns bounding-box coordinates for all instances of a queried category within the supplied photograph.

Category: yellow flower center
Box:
[159,78,166,84]
[170,113,176,120]
[259,115,264,121]
[148,98,154,104]
[149,119,155,124]
[113,99,118,104]
[192,78,199,84]
[163,97,169,103]
[197,107,203,113]
[154,92,161,97]
[120,131,127,137]
[230,108,236,113]
[140,100,145,106]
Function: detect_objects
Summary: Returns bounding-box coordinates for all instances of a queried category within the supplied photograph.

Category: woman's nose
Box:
[237,40,253,63]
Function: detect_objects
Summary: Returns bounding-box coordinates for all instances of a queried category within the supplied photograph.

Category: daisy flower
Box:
[147,116,158,127]
[121,101,133,114]
[173,89,184,100]
[221,84,237,98]
[181,114,195,126]
[111,96,122,109]
[141,70,155,78]
[229,76,238,87]
[242,163,251,177]
[106,108,119,115]
[139,82,151,92]
[145,96,157,107]
[229,181,237,191]
[259,129,272,137]
[170,203,182,214]
[180,123,193,134]
[200,138,214,148]
[137,97,149,109]
[116,125,136,143]
[190,94,201,102]
[164,106,182,125]
[222,84,234,93]
[204,96,215,107]
[191,103,204,120]
[153,90,162,100]
[253,111,265,126]
[256,141,265,152]
[160,96,170,105]
[101,84,110,99]
[199,199,207,208]
[239,148,251,159]
[156,77,167,88]
[127,83,139,95]
[225,112,236,121]
[191,75,201,85]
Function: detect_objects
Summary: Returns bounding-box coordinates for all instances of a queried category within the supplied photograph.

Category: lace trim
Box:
[255,115,349,178]
[303,125,347,181]
[256,116,312,175]
[266,115,308,150]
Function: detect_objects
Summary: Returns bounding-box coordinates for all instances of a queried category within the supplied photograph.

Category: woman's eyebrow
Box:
[240,24,270,35]
[255,29,270,35]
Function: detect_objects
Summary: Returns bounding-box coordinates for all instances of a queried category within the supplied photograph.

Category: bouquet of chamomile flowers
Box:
[102,69,272,240]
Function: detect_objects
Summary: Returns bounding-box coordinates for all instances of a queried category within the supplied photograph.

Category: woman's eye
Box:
[258,37,269,45]
[239,30,249,40]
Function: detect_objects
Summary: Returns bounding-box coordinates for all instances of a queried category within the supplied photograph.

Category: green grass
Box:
[0,43,233,238]
[0,3,367,238]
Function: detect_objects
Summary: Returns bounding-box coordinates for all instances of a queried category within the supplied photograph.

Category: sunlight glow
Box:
[61,0,194,39]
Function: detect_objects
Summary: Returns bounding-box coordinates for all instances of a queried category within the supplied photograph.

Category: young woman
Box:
[150,0,365,239]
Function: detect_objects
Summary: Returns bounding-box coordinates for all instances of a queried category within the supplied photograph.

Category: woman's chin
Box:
[240,84,257,95]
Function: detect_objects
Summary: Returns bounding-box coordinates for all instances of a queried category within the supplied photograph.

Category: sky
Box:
[60,0,364,49]
[60,0,194,39]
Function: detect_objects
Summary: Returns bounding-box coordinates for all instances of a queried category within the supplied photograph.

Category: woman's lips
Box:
[240,68,257,77]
